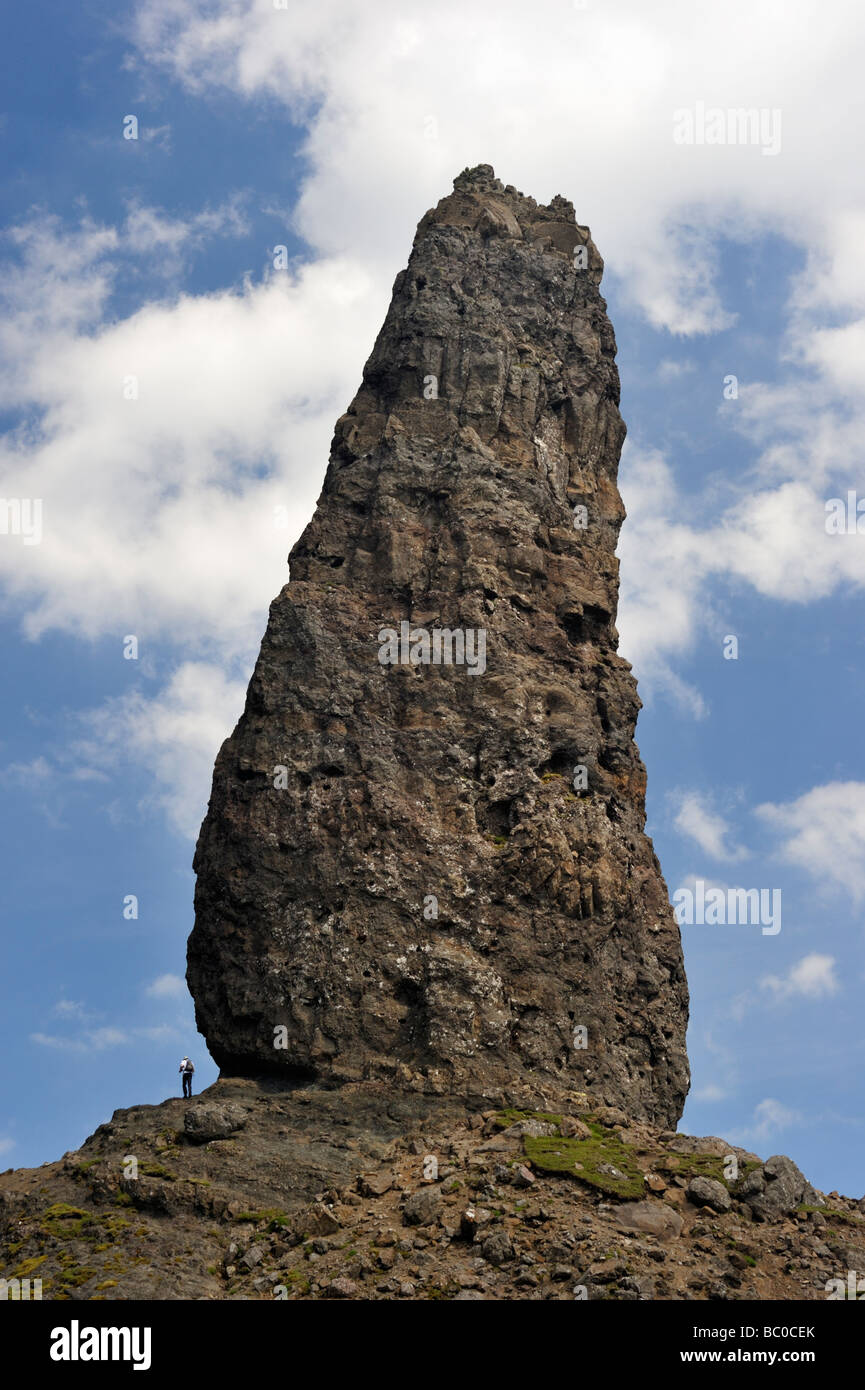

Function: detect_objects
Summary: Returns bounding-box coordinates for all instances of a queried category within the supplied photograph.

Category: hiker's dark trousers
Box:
[182,1073,193,1098]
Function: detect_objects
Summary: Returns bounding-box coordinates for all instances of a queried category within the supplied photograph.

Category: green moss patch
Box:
[58,1265,97,1289]
[42,1204,93,1238]
[523,1122,644,1199]
[281,1270,311,1296]
[235,1208,289,1229]
[426,1283,459,1300]
[96,1215,131,1240]
[138,1162,176,1180]
[797,1204,861,1226]
[657,1153,761,1189]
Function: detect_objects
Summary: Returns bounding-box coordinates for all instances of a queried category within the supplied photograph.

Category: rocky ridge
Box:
[1,1080,860,1301]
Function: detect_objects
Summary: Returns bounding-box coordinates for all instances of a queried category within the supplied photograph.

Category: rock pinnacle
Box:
[189,165,690,1127]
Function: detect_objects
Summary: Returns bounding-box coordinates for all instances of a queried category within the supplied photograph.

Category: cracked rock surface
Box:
[189,165,689,1125]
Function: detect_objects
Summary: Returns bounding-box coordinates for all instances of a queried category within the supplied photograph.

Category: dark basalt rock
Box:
[189,164,690,1127]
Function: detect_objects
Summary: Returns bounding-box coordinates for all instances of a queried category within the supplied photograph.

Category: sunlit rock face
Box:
[189,165,690,1127]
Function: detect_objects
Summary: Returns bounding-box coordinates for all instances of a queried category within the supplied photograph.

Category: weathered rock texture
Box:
[190,164,690,1126]
[1,1085,856,1302]
[1,1073,862,1301]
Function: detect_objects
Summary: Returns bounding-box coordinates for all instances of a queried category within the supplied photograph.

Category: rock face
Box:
[189,164,689,1126]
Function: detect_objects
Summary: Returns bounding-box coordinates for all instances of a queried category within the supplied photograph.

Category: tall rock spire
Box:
[189,165,690,1126]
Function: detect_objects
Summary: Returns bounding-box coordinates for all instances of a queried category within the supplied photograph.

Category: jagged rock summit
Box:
[190,165,690,1126]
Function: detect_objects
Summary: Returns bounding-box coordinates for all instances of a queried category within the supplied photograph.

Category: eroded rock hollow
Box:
[189,165,690,1126]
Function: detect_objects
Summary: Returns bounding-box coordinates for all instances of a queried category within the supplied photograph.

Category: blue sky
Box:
[2,0,865,1199]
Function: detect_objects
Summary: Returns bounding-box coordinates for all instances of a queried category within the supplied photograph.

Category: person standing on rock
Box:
[179,1056,194,1098]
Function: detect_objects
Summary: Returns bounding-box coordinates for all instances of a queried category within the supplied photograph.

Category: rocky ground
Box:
[1,1076,860,1301]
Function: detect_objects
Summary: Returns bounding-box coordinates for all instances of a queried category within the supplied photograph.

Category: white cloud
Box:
[762,953,840,1002]
[757,782,865,903]
[73,662,249,840]
[131,0,865,333]
[136,1024,184,1042]
[691,1082,726,1102]
[672,790,747,861]
[746,1098,801,1145]
[126,0,865,715]
[123,198,248,271]
[3,661,249,841]
[141,123,172,151]
[617,453,865,700]
[5,0,865,846]
[673,872,731,898]
[145,973,186,999]
[0,757,53,785]
[715,480,865,602]
[657,358,696,381]
[0,1138,15,1156]
[87,1027,130,1050]
[0,211,381,654]
[31,1027,130,1052]
[616,447,710,714]
[31,1022,183,1052]
[0,203,379,837]
[52,1000,88,1018]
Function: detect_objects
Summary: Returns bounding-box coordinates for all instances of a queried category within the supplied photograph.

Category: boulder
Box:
[559,1117,592,1140]
[183,1103,246,1143]
[686,1177,732,1213]
[402,1187,441,1227]
[614,1200,684,1240]
[480,1230,514,1265]
[746,1155,806,1222]
[666,1135,730,1158]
